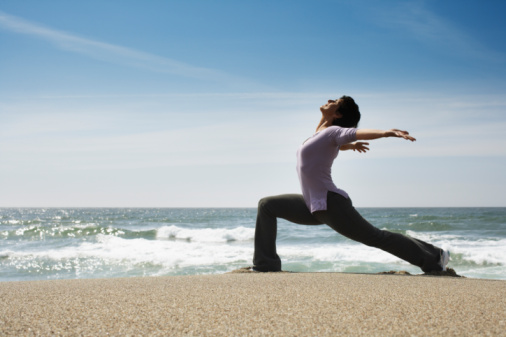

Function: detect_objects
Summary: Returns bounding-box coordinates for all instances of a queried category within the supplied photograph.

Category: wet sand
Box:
[0,273,505,336]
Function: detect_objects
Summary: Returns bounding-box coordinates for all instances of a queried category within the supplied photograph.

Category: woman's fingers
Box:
[390,129,416,141]
[354,142,370,153]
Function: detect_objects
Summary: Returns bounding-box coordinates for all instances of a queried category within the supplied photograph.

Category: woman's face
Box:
[320,99,343,119]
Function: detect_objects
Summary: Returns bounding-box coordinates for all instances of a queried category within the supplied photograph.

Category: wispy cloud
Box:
[0,10,227,80]
[2,90,506,173]
[372,1,505,63]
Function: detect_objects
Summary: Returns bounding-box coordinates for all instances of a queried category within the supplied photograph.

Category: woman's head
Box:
[332,95,361,128]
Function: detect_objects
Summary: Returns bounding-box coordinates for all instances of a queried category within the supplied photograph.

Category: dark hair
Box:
[333,95,361,128]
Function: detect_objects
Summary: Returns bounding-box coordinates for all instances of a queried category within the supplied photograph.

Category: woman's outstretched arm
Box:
[356,129,416,142]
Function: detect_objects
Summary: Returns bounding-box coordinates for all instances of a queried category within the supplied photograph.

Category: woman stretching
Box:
[252,96,450,273]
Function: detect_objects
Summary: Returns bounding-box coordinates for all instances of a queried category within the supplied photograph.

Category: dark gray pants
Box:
[253,192,443,272]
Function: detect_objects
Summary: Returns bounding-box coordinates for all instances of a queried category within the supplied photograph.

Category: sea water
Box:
[1,208,505,282]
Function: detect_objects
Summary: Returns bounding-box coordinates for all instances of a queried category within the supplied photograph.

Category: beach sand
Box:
[0,273,505,336]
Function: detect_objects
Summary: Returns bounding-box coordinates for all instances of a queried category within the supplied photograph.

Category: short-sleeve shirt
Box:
[296,126,357,213]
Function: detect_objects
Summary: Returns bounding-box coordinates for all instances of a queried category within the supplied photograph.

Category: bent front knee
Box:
[258,197,272,210]
[258,196,281,216]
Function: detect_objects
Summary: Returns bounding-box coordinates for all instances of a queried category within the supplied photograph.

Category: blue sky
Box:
[1,0,505,207]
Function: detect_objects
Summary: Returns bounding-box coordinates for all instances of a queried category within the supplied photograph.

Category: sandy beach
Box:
[0,273,504,336]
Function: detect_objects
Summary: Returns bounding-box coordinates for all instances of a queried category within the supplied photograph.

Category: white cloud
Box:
[1,90,505,207]
[2,90,506,174]
[0,10,227,80]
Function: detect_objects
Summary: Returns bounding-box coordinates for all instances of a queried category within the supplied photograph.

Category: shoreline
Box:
[1,272,505,336]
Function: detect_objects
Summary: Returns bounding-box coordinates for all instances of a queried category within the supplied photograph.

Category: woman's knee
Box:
[258,194,296,208]
[258,194,304,219]
[258,196,279,216]
[258,196,273,210]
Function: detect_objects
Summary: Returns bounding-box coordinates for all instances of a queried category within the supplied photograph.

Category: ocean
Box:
[1,207,505,282]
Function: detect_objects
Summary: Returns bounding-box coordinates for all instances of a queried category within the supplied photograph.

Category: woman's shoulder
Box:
[324,126,358,144]
[316,126,356,140]
[329,125,355,130]
[319,125,341,133]
[324,125,349,135]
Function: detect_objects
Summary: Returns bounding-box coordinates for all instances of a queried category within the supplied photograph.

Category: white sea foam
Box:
[5,230,505,270]
[3,230,506,280]
[279,243,407,265]
[405,230,462,242]
[2,207,505,280]
[3,234,253,275]
[406,230,506,266]
[156,225,254,243]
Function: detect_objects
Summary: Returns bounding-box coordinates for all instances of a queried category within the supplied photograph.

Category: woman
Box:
[252,96,450,273]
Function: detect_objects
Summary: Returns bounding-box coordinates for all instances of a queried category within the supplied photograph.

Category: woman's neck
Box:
[315,116,334,133]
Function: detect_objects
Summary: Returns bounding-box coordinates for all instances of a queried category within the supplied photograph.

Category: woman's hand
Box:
[341,142,370,153]
[385,129,416,141]
[352,142,370,153]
